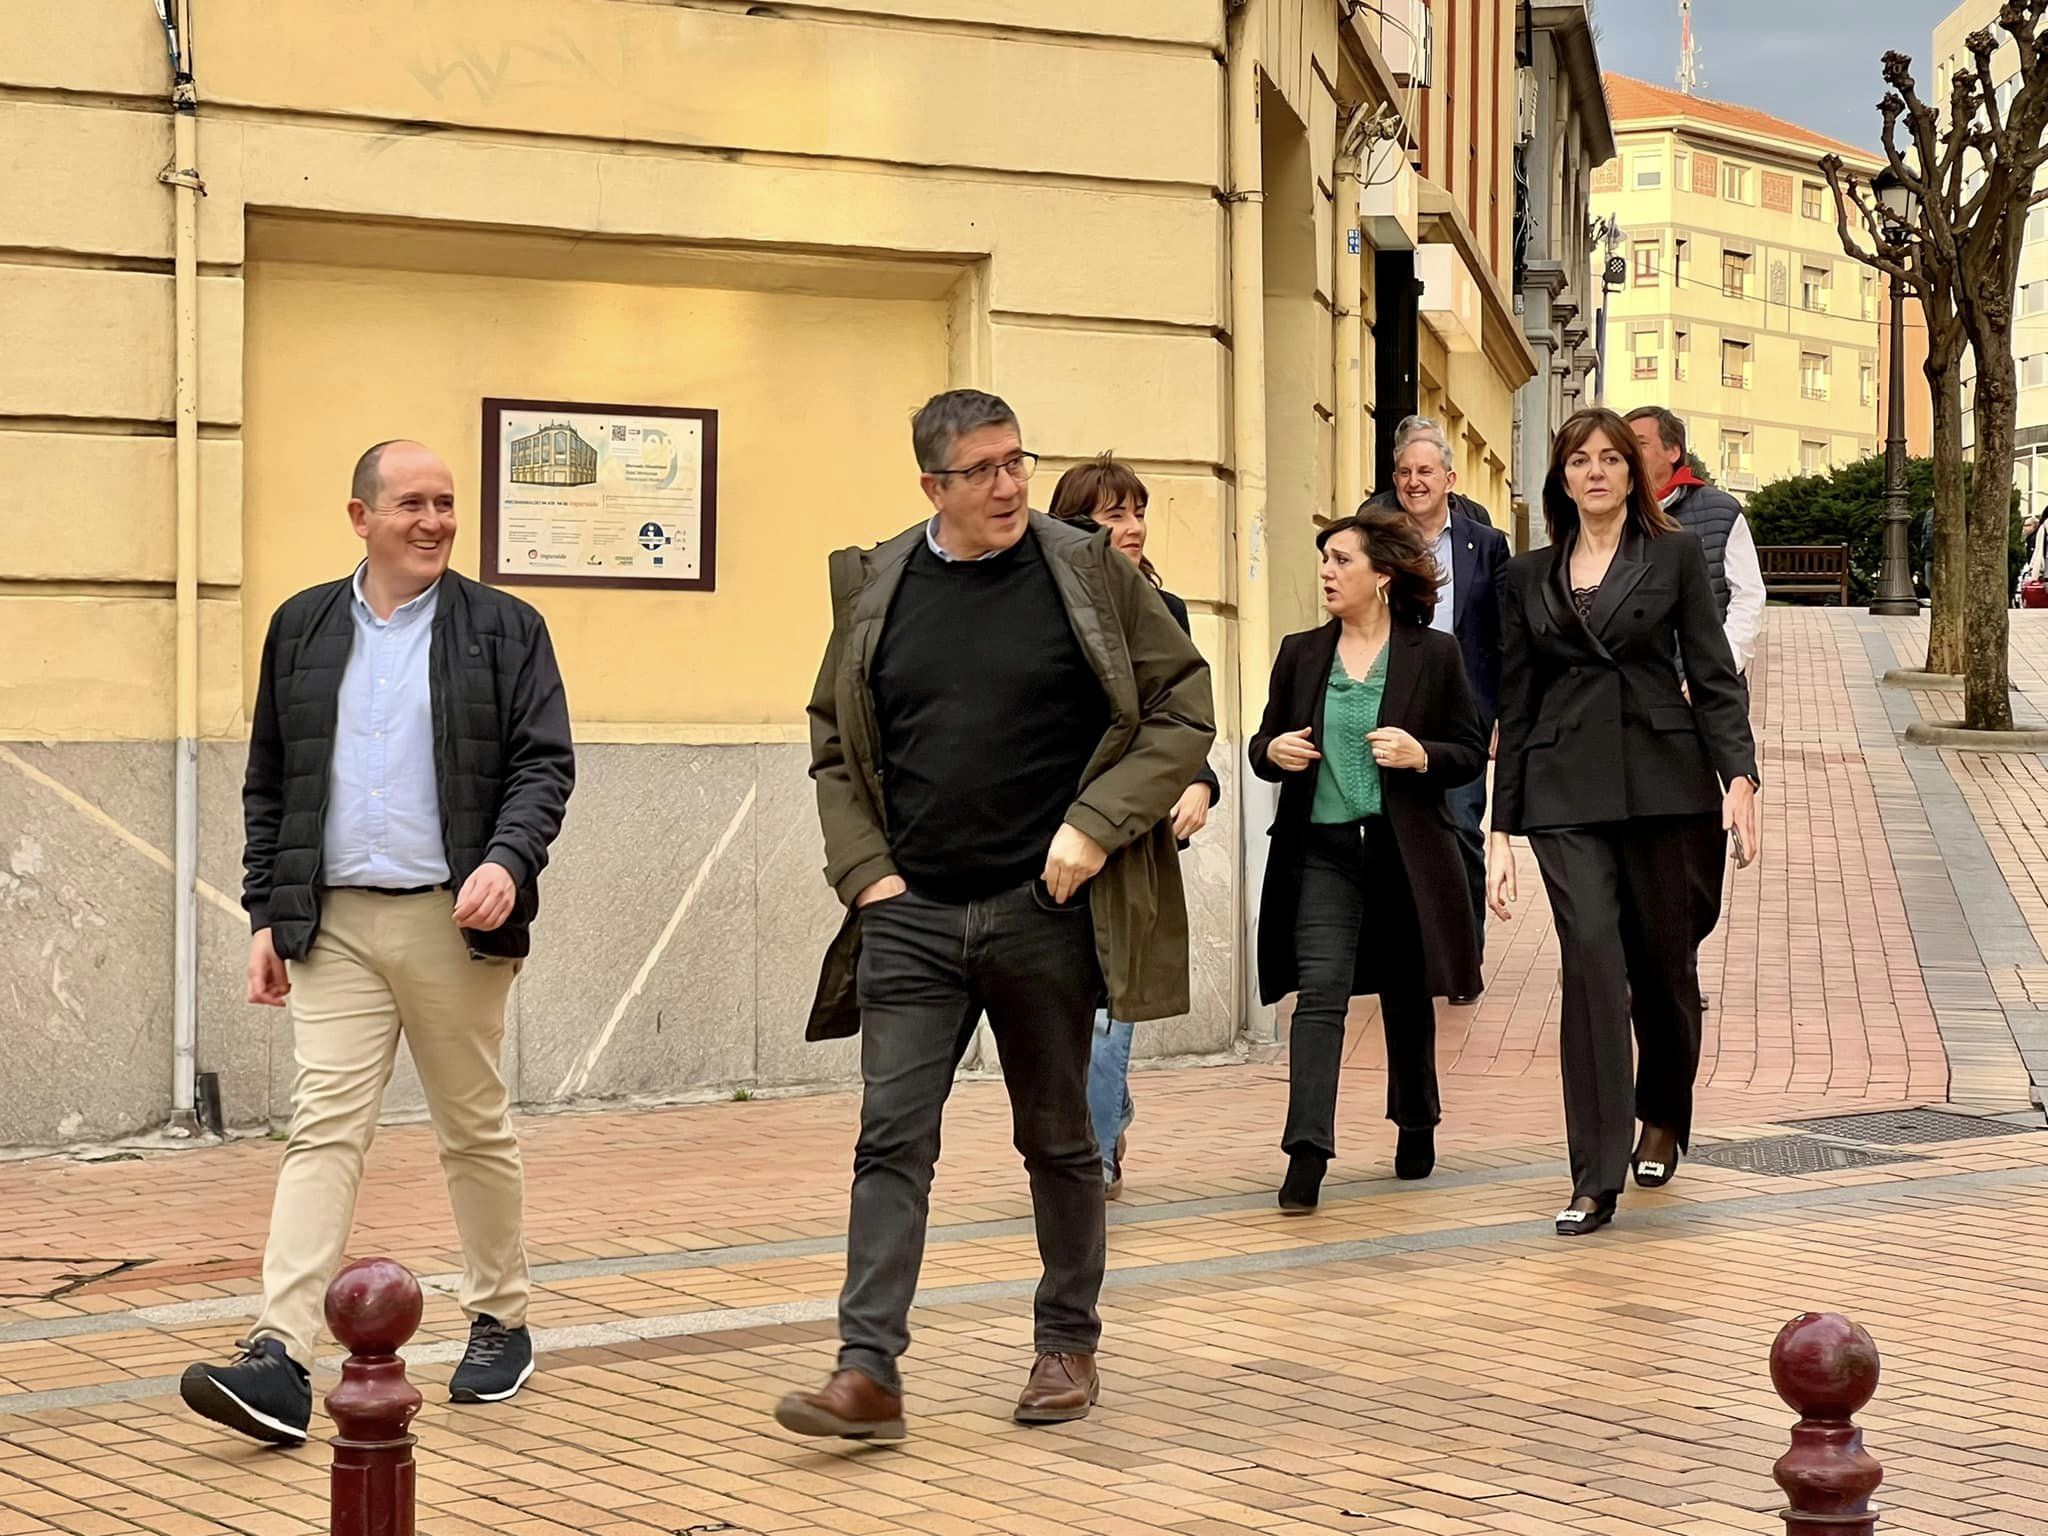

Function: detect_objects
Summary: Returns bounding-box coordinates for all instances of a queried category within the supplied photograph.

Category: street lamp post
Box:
[1871,168,1920,616]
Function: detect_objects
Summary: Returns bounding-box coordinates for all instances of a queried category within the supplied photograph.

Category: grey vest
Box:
[1667,483,1738,619]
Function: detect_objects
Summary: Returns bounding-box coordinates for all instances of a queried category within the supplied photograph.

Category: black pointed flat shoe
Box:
[1554,1195,1617,1237]
[1631,1130,1681,1190]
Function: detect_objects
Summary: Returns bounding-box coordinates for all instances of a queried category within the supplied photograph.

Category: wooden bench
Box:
[1757,543,1851,605]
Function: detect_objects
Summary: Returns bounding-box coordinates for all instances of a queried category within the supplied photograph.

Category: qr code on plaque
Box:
[612,425,628,441]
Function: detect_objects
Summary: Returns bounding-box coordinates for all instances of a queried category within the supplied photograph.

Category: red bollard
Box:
[325,1258,424,1536]
[1770,1312,1884,1536]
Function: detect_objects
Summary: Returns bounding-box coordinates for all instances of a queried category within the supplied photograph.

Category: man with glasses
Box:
[180,440,574,1445]
[781,389,1214,1439]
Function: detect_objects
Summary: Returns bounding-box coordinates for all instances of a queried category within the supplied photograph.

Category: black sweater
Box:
[870,534,1109,902]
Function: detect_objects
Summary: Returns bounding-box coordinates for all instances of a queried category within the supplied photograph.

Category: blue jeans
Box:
[1086,1010,1135,1178]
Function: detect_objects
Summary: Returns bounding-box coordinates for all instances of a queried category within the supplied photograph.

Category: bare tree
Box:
[1824,174,1965,674]
[1830,3,2048,728]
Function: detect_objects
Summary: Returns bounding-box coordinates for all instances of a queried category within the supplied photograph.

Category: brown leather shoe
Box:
[773,1369,906,1440]
[1013,1352,1099,1424]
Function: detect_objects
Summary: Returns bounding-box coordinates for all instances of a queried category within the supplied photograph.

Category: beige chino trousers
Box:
[252,889,526,1368]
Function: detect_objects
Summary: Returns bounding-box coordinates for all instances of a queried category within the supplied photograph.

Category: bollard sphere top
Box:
[324,1257,424,1356]
[1770,1312,1880,1418]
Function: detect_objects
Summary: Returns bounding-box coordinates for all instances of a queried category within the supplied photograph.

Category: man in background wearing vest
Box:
[1627,407,1766,682]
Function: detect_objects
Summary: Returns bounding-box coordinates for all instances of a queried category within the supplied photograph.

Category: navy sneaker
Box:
[449,1315,534,1403]
[180,1337,311,1446]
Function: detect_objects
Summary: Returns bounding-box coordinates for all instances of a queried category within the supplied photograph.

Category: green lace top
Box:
[1310,644,1390,824]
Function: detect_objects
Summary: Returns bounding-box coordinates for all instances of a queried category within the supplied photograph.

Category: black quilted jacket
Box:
[242,571,575,960]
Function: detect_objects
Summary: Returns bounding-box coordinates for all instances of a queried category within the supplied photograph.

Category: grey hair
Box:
[1392,415,1454,472]
[910,390,1020,473]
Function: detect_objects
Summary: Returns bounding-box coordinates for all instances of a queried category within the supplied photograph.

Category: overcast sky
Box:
[1594,0,1957,154]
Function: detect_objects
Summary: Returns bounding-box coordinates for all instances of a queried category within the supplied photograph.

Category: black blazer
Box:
[1159,588,1221,809]
[1491,527,1758,835]
[1249,621,1485,1004]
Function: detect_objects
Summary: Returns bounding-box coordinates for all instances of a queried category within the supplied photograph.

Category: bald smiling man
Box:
[181,439,575,1445]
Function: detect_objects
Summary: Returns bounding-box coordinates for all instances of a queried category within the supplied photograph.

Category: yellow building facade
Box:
[1590,76,1883,496]
[0,0,1541,1145]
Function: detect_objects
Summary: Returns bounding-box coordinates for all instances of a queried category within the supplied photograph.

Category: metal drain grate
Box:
[1786,1108,2039,1145]
[1690,1136,1924,1177]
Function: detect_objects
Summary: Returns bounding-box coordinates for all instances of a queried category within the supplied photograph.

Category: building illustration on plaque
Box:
[508,421,600,487]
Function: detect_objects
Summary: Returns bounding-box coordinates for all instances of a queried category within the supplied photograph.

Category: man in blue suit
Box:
[1381,417,1507,998]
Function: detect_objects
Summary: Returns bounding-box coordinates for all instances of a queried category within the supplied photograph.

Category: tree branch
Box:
[1822,153,1914,287]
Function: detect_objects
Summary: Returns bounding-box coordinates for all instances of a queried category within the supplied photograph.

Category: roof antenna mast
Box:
[1677,0,1705,95]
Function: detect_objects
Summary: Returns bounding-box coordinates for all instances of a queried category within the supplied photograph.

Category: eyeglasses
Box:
[930,452,1038,489]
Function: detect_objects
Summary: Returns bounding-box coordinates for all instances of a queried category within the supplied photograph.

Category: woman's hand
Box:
[1265,727,1321,773]
[1366,727,1428,773]
[1485,831,1518,920]
[1170,783,1211,841]
[1724,777,1761,869]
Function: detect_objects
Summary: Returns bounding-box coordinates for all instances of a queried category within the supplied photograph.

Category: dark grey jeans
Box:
[838,880,1106,1393]
[1284,819,1440,1157]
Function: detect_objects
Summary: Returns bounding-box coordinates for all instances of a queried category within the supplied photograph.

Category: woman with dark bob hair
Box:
[1047,454,1218,1202]
[1486,407,1760,1238]
[1248,507,1485,1214]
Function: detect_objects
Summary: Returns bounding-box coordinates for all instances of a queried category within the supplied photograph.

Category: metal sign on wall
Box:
[480,397,719,592]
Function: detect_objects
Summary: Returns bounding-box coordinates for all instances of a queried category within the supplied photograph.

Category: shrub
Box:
[1742,455,2020,603]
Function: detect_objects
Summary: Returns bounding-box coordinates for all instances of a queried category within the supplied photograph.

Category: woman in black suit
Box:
[1486,407,1761,1237]
[1250,509,1485,1214]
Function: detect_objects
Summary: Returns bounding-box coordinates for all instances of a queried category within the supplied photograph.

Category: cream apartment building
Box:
[0,1,1570,1146]
[1935,0,2048,522]
[1590,75,1884,496]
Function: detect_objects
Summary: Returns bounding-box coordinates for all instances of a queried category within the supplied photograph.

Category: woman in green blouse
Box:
[1249,510,1486,1213]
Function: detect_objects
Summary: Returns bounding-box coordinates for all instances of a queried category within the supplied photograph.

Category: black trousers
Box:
[1283,819,1440,1157]
[839,881,1105,1393]
[1528,814,1725,1201]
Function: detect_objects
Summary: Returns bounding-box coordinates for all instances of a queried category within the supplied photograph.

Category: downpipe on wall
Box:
[156,0,204,1132]
[1225,0,1276,1048]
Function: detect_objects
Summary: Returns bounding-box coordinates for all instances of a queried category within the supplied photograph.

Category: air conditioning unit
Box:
[1515,66,1540,146]
[1378,0,1434,90]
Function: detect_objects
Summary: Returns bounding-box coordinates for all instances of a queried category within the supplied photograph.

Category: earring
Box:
[1377,582,1390,606]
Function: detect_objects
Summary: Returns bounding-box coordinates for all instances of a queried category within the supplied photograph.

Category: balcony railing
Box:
[1723,468,1759,492]
[1723,372,1749,388]
[1634,357,1659,378]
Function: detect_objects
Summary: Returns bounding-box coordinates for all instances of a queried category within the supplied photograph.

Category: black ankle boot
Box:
[1394,1126,1436,1181]
[1278,1151,1328,1214]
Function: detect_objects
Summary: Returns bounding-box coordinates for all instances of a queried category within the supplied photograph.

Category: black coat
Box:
[1249,621,1485,1004]
[1491,527,1757,835]
[242,571,576,961]
[1158,588,1221,810]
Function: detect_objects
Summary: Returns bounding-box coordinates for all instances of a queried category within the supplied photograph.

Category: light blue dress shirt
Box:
[1427,516,1457,636]
[321,565,450,888]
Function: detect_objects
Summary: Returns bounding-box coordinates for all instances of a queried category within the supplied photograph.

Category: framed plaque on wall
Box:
[480,398,718,592]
